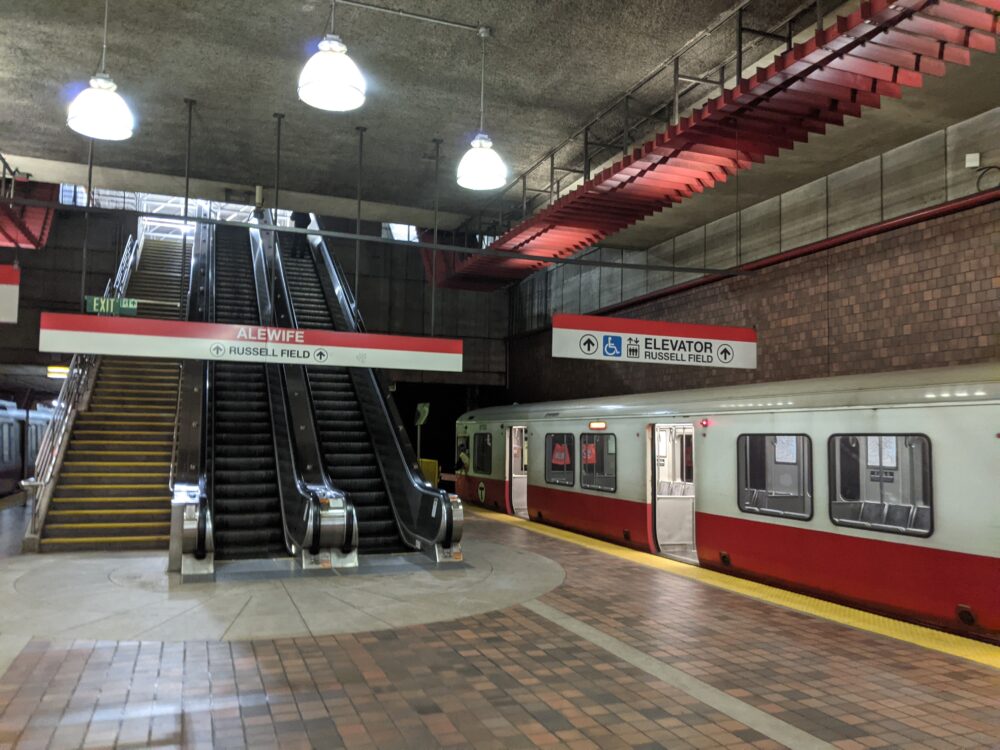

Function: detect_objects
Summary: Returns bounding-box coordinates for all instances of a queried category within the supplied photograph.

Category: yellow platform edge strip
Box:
[467,507,1000,670]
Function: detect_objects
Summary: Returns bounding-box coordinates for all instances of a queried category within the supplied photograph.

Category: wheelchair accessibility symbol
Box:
[602,335,623,358]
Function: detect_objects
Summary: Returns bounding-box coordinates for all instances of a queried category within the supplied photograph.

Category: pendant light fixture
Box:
[66,0,135,141]
[457,27,508,191]
[298,0,367,112]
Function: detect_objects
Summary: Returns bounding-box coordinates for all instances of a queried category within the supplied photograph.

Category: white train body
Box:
[455,364,1000,639]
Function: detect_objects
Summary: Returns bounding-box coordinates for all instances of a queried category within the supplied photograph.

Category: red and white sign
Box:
[39,313,463,372]
[0,265,20,324]
[552,313,756,369]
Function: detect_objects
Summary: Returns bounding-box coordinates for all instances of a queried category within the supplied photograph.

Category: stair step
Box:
[39,536,169,551]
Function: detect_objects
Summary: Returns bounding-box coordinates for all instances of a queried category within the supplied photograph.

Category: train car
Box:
[0,401,53,497]
[455,364,1000,641]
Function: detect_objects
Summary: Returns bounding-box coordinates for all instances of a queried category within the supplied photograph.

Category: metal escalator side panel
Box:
[298,215,458,554]
[249,218,354,560]
[273,226,401,554]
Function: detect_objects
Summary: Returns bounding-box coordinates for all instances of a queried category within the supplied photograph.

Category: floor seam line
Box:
[522,599,837,750]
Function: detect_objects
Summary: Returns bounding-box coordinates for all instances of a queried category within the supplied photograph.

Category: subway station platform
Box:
[0,508,997,750]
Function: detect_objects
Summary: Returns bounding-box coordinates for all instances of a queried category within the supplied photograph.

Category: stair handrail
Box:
[249,216,356,560]
[21,230,139,544]
[302,215,462,556]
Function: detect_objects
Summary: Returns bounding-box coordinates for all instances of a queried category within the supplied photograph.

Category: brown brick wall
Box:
[508,200,1000,403]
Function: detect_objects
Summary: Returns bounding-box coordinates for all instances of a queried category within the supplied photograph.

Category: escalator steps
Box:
[211,227,286,560]
[283,249,406,554]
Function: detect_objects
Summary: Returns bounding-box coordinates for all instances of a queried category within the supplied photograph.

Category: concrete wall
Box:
[508,200,1000,402]
[0,210,133,365]
[511,106,1000,335]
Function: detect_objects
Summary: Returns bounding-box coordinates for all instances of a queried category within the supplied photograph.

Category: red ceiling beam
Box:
[440,0,997,288]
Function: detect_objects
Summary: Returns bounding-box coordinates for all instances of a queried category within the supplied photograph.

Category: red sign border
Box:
[552,313,757,343]
[0,265,21,286]
[40,312,463,355]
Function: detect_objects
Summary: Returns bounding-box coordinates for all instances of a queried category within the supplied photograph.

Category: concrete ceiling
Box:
[1,0,811,219]
[0,366,61,403]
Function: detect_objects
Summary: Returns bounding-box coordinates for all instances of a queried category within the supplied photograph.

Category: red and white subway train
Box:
[455,364,1000,641]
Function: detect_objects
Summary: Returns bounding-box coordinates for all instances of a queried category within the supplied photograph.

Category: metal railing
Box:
[455,0,831,242]
[0,153,23,203]
[21,232,140,542]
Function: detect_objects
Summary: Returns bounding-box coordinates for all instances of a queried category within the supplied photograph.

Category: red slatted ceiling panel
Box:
[443,0,999,288]
[0,181,58,249]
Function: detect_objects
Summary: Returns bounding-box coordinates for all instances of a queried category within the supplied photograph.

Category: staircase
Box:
[282,243,405,554]
[40,237,187,551]
[127,238,189,320]
[210,226,286,560]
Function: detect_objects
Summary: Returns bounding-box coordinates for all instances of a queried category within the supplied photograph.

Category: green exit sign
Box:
[85,296,139,317]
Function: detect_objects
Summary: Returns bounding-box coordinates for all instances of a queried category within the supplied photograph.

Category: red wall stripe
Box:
[553,313,758,342]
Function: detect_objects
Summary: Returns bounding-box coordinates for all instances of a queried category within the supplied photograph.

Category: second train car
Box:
[455,364,1000,641]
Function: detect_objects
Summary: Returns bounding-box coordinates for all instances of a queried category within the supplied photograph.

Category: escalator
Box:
[272,216,461,560]
[209,226,285,559]
[282,248,404,553]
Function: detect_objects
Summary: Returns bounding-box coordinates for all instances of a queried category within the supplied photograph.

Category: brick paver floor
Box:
[0,512,998,749]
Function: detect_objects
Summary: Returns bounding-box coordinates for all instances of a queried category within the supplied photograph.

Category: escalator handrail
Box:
[248,217,348,556]
[303,215,454,549]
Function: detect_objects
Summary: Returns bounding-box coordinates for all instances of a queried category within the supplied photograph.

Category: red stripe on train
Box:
[456,474,511,514]
[526,484,654,553]
[695,512,1000,633]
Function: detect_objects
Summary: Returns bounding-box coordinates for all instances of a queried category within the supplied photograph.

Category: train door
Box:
[508,426,528,518]
[652,424,697,563]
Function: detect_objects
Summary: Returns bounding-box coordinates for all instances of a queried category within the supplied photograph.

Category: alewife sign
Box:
[0,265,20,324]
[39,313,463,372]
[552,313,756,369]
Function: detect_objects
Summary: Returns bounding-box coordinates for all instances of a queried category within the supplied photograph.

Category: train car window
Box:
[829,434,932,537]
[1,424,10,463]
[580,433,616,492]
[544,433,575,487]
[737,434,812,520]
[472,433,493,474]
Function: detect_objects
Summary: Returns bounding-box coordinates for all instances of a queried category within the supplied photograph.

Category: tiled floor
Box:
[0,512,998,749]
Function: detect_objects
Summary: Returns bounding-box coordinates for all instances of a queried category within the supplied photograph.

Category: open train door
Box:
[651,424,698,563]
[507,426,528,518]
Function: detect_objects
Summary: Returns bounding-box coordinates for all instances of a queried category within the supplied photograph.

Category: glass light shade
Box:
[67,73,134,141]
[457,133,508,191]
[298,34,366,112]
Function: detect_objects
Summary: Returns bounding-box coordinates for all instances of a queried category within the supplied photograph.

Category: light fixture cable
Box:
[479,30,486,133]
[328,0,336,36]
[99,0,110,74]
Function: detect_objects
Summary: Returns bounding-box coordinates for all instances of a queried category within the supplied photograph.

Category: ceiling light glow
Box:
[457,133,507,190]
[458,27,507,191]
[67,73,135,140]
[298,34,366,112]
[66,0,134,141]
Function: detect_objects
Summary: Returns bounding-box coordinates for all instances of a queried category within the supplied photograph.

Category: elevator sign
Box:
[38,313,463,372]
[552,314,756,369]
